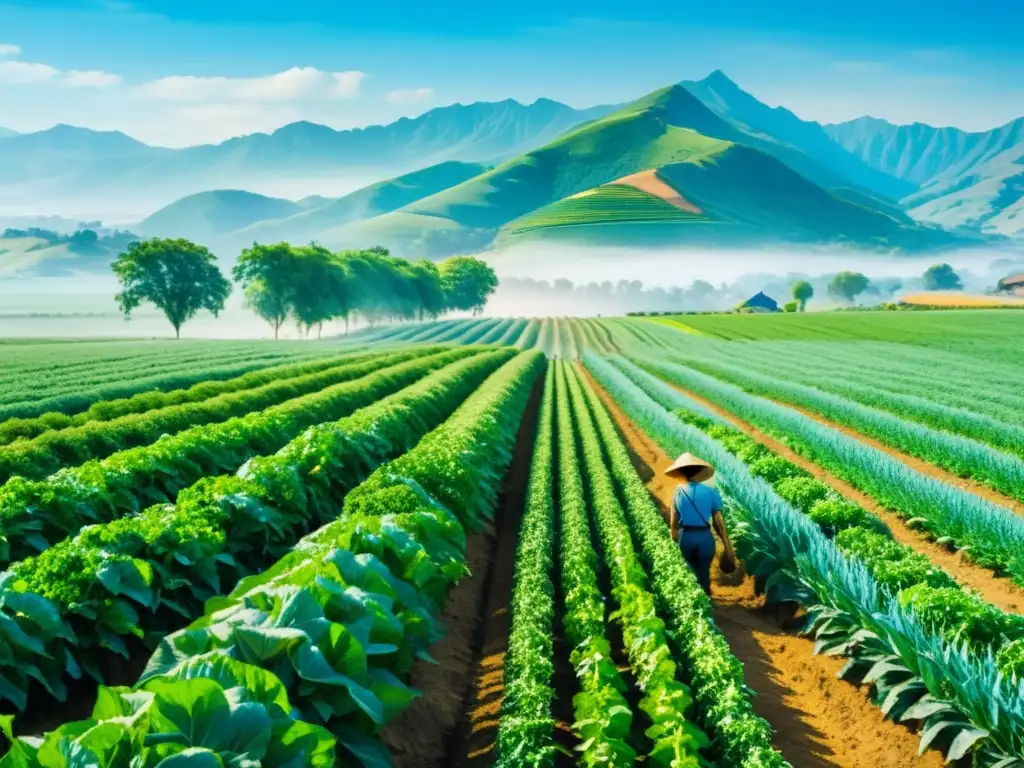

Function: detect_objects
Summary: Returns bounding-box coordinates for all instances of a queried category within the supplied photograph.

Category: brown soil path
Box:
[581,365,945,768]
[665,381,1024,613]
[778,399,1024,516]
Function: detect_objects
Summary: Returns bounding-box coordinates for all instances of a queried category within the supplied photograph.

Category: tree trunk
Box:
[174,323,181,339]
[344,316,349,335]
[317,322,323,339]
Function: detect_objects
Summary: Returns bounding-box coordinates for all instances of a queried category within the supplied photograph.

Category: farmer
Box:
[665,452,736,596]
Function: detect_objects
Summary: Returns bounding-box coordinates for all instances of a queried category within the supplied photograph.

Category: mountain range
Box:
[2,70,1021,275]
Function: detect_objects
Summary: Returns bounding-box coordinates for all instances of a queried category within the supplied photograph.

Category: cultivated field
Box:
[1,311,1022,768]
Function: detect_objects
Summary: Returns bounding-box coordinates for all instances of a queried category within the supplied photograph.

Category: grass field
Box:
[2,310,1022,768]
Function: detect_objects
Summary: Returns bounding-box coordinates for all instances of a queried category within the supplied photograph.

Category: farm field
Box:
[2,308,1023,767]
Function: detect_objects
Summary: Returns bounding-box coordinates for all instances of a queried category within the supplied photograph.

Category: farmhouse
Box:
[741,291,780,313]
[997,273,1024,297]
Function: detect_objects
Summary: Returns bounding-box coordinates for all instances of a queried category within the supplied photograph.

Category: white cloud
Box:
[385,87,435,104]
[136,67,366,102]
[0,60,59,84]
[0,44,21,57]
[63,70,122,88]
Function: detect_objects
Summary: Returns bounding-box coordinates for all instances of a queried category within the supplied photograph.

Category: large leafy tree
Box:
[827,271,871,304]
[112,238,231,339]
[791,280,814,311]
[232,243,298,339]
[440,256,498,316]
[923,263,963,291]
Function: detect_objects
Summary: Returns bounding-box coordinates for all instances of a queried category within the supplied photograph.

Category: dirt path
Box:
[776,399,1024,516]
[664,381,1024,613]
[581,365,944,768]
[383,380,542,768]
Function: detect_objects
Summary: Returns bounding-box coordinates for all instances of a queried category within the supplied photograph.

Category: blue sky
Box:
[1,0,1022,146]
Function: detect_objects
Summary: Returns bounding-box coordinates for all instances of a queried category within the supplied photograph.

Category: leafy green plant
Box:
[1,656,335,767]
[0,346,470,566]
[564,363,712,766]
[496,367,558,768]
[0,349,511,713]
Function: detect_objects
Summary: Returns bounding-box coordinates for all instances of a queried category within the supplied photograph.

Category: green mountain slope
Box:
[231,160,489,245]
[321,84,962,255]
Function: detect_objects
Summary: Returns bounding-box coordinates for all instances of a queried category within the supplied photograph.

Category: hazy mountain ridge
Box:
[0,99,615,214]
[826,116,1024,235]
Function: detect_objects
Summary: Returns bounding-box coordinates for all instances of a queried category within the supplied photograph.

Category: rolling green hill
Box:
[320,84,964,255]
[232,161,489,246]
[0,232,137,278]
[138,190,305,242]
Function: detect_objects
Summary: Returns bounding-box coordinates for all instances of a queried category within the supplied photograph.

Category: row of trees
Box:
[112,238,498,338]
[788,263,964,310]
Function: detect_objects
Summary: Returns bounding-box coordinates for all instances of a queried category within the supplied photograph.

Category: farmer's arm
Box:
[709,490,735,557]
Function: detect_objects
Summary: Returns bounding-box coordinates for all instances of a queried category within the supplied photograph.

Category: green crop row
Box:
[586,352,1024,766]
[476,317,517,344]
[563,363,712,765]
[1,351,542,767]
[495,367,558,768]
[0,347,314,421]
[0,350,403,482]
[0,347,471,567]
[0,349,511,714]
[552,363,635,766]
[673,354,1024,502]
[631,354,1024,585]
[0,348,375,445]
[574,358,787,768]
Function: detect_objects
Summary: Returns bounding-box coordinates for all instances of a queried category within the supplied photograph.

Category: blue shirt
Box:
[672,482,723,528]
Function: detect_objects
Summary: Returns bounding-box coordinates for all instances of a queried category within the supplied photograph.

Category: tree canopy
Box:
[440,256,499,316]
[922,263,963,291]
[791,280,814,311]
[112,238,231,338]
[827,271,871,304]
[232,243,498,336]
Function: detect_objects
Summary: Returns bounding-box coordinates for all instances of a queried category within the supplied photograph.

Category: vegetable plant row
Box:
[572,361,787,768]
[610,355,1024,676]
[0,347,375,446]
[703,340,1024,443]
[0,348,315,421]
[0,349,403,482]
[552,363,636,766]
[494,367,557,768]
[630,354,1024,585]
[563,363,713,765]
[1,349,543,767]
[0,348,514,715]
[585,352,1024,767]
[0,346,474,567]
[670,353,1024,501]
[0,346,310,414]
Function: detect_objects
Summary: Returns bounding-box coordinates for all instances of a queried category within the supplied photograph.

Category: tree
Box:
[783,300,799,313]
[406,260,447,321]
[827,271,871,304]
[112,238,230,339]
[291,245,350,338]
[923,263,963,291]
[232,243,298,339]
[439,256,499,316]
[791,280,814,311]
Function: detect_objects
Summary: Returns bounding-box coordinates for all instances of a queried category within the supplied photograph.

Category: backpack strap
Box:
[676,484,711,528]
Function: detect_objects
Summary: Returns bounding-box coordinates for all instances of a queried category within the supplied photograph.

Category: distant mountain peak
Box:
[700,69,741,90]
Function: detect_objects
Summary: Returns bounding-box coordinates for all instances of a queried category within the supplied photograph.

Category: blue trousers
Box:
[680,527,716,595]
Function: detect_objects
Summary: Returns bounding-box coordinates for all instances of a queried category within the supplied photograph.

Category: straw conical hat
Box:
[664,452,714,482]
